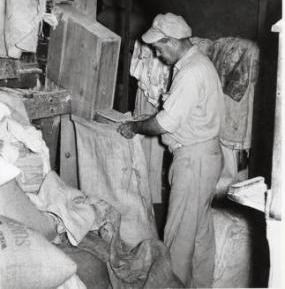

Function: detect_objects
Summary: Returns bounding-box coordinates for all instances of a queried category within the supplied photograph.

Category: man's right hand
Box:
[117,122,136,139]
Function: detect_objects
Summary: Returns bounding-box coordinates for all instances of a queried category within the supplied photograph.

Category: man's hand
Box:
[117,121,136,139]
[117,115,167,138]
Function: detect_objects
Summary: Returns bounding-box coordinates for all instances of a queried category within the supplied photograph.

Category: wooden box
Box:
[47,5,121,120]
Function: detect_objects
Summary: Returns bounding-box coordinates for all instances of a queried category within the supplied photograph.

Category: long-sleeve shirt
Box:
[156,46,225,151]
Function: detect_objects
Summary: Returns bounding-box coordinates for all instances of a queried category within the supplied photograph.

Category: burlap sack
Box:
[212,208,251,287]
[0,215,77,289]
[73,116,158,247]
[0,179,57,241]
[59,243,111,289]
[15,151,45,194]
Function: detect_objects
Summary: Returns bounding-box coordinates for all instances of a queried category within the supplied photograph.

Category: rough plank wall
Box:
[140,0,260,40]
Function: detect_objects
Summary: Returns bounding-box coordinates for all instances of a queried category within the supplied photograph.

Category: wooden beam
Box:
[269,21,283,220]
[22,89,71,120]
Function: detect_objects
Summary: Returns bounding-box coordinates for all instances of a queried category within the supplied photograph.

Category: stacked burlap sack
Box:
[0,89,50,194]
[0,213,79,289]
[0,90,87,289]
[0,89,184,289]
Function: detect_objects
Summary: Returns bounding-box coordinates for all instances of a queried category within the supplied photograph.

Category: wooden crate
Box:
[47,5,121,120]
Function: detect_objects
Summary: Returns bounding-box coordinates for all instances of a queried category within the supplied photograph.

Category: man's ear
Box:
[169,38,179,47]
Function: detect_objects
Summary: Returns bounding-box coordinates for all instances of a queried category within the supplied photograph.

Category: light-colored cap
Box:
[142,13,192,44]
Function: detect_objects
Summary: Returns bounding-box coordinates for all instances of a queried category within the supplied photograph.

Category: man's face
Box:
[152,39,178,65]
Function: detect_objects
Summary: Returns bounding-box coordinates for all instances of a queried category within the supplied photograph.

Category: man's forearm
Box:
[132,115,167,136]
[117,115,167,139]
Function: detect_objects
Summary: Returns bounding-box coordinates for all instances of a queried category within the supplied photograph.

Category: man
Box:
[117,13,224,288]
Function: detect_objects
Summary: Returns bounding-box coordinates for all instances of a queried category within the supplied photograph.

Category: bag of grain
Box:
[0,215,77,289]
[0,179,57,241]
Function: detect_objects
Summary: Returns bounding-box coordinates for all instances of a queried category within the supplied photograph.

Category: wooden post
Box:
[269,20,283,220]
[60,114,79,188]
[257,0,268,40]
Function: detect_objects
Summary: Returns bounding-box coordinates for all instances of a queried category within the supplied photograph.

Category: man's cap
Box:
[142,13,192,44]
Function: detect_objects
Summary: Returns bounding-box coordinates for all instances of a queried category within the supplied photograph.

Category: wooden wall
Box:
[142,0,260,40]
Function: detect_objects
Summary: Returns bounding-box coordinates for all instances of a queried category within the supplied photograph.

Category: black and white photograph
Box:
[0,0,283,288]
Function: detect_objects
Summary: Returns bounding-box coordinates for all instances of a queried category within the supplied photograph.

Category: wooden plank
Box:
[269,24,283,220]
[23,90,71,120]
[47,5,121,120]
[60,114,79,188]
[94,40,120,109]
[46,14,67,84]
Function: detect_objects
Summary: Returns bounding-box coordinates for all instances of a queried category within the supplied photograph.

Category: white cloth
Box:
[1,0,46,58]
[0,156,20,186]
[0,93,50,193]
[56,274,87,289]
[156,46,225,150]
[0,99,50,171]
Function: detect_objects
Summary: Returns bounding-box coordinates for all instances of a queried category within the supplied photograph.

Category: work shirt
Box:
[156,45,224,151]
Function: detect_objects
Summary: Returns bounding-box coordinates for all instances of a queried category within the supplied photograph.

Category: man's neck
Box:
[177,39,193,62]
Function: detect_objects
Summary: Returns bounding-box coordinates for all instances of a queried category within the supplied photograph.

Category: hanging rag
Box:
[210,37,259,149]
[130,40,170,107]
[190,37,213,57]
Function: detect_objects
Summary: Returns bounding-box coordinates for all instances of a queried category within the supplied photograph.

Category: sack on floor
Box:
[0,215,77,289]
[212,208,251,287]
[59,242,111,289]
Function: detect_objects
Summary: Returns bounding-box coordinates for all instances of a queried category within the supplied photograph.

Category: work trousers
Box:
[164,138,223,288]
